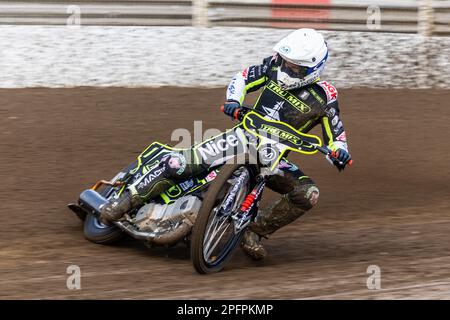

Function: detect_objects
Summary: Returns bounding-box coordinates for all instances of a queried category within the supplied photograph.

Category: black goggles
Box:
[280,59,310,78]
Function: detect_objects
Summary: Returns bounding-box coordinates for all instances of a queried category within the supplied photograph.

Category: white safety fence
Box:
[0,26,448,88]
[0,0,449,35]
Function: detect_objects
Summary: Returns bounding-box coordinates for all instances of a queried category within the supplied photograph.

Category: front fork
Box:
[232,175,267,234]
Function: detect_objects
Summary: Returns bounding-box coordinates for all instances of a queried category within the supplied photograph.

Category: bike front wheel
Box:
[190,159,254,274]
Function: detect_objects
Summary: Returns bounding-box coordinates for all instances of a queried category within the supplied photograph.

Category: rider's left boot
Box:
[99,190,142,224]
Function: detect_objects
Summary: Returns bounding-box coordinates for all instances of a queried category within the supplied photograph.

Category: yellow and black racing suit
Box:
[225,53,349,235]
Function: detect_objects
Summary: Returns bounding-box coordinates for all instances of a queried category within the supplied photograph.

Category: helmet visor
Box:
[280,59,309,79]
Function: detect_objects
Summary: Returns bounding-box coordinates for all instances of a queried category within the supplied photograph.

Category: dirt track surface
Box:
[0,87,449,299]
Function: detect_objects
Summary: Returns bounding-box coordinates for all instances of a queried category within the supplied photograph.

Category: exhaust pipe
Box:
[78,189,108,217]
[114,220,192,246]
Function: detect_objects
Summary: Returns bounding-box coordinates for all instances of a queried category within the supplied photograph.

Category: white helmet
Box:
[273,28,328,90]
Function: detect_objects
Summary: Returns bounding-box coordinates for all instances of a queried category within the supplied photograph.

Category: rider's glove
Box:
[223,101,240,119]
[335,148,351,165]
[331,148,352,170]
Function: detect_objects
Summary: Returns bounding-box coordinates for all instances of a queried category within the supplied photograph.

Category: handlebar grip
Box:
[233,108,241,120]
[324,148,353,167]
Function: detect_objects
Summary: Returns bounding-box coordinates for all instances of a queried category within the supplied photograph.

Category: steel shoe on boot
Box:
[240,229,267,260]
[100,191,139,224]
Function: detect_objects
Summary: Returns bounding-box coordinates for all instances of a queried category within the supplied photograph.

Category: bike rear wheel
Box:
[191,160,254,274]
[82,159,139,245]
[83,185,124,245]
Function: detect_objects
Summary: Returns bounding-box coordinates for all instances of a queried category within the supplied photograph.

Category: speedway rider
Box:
[100,28,352,260]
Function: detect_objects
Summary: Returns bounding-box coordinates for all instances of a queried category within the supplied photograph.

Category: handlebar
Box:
[220,105,353,167]
[315,145,353,167]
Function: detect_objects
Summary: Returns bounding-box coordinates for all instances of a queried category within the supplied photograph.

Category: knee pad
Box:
[287,184,320,210]
[161,153,188,179]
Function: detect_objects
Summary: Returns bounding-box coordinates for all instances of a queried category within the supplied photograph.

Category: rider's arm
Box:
[317,81,349,153]
[226,55,275,105]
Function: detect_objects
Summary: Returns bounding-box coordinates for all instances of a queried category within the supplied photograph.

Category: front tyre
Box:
[191,160,254,274]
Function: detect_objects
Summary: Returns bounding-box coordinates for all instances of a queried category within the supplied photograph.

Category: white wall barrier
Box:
[0,26,449,88]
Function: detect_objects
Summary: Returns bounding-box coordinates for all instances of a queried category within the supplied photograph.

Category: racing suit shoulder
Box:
[315,80,338,105]
[226,54,278,104]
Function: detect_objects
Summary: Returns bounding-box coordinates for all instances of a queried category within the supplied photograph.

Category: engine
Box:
[132,195,202,245]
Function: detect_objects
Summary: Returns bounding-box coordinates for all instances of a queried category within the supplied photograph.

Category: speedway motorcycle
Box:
[68,106,351,274]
